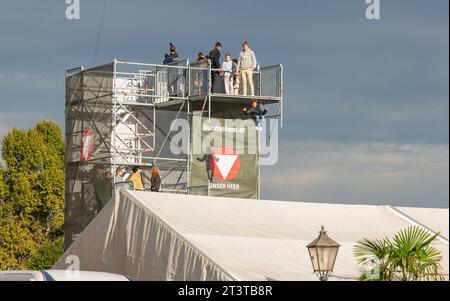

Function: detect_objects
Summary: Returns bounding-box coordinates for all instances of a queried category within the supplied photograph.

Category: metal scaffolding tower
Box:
[64,58,283,247]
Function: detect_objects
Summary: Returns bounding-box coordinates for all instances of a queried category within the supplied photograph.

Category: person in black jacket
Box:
[243,99,268,131]
[196,147,218,182]
[163,43,179,65]
[163,43,183,96]
[207,42,222,93]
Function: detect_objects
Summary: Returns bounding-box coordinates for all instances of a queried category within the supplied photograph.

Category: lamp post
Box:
[307,225,340,281]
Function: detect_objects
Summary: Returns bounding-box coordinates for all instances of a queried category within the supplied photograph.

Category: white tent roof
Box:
[54,189,449,280]
[394,206,449,240]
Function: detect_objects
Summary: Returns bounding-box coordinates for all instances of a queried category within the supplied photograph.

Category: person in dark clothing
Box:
[207,42,222,93]
[197,52,207,62]
[163,43,179,65]
[163,43,183,96]
[196,147,218,182]
[208,42,222,69]
[150,166,162,192]
[243,99,268,131]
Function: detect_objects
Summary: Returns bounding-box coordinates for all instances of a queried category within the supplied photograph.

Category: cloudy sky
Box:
[0,0,448,207]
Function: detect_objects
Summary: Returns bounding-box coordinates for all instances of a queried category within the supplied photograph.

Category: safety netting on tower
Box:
[64,59,283,248]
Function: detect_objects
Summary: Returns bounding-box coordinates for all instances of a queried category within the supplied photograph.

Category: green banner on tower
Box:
[189,115,259,199]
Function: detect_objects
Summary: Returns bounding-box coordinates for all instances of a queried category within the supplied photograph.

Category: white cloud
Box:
[261,141,449,208]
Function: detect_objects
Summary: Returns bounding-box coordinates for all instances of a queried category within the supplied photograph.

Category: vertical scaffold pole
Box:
[280,64,284,128]
[207,59,212,122]
[187,59,191,97]
[258,64,261,96]
[112,59,118,190]
[153,63,157,165]
[153,99,156,163]
[257,129,261,200]
[204,58,211,196]
[186,59,191,194]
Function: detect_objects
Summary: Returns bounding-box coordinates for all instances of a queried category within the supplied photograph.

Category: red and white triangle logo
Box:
[209,147,240,181]
[81,128,94,161]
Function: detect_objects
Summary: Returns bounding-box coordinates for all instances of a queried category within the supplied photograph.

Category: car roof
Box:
[43,270,130,281]
[0,270,130,281]
[0,270,45,281]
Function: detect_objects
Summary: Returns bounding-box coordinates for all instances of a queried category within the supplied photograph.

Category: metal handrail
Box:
[115,60,189,70]
[188,59,281,98]
[71,59,283,105]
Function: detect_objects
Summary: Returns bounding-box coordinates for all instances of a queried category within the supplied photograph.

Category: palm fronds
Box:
[353,226,445,281]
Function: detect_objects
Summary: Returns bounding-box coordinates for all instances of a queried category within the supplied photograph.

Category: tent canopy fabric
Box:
[54,189,449,281]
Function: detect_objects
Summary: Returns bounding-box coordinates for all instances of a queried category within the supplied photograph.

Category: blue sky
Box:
[0,0,448,207]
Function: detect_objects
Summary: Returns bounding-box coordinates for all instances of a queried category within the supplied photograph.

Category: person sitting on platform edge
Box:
[207,42,222,93]
[243,99,268,131]
[163,43,179,65]
[150,166,162,192]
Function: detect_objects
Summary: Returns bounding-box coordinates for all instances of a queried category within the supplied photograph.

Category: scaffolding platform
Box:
[64,58,284,247]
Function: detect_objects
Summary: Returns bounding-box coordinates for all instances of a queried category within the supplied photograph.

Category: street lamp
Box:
[307,225,340,281]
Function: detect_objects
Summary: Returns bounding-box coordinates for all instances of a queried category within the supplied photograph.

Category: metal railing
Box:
[188,61,282,98]
[114,60,189,105]
[189,60,211,97]
[208,65,261,96]
[260,65,283,98]
[113,59,282,105]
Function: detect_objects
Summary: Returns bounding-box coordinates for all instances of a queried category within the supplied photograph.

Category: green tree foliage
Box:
[353,225,445,281]
[0,215,38,270]
[0,168,6,206]
[27,236,64,270]
[0,120,64,269]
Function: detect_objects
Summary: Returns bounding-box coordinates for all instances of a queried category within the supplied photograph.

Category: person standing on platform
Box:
[207,42,222,93]
[194,52,208,95]
[163,43,181,96]
[238,41,257,96]
[197,52,207,62]
[222,53,234,95]
[163,43,179,65]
